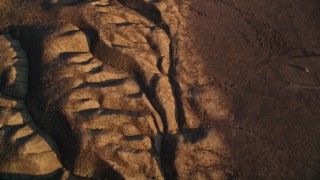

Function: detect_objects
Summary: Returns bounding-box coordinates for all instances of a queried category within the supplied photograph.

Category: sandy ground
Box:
[190,0,320,178]
[0,0,319,179]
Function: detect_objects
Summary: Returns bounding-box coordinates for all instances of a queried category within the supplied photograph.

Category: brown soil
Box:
[190,0,320,178]
[0,0,319,179]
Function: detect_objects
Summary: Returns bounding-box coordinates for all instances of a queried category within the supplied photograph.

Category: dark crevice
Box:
[115,1,185,179]
[79,24,169,178]
[12,25,98,178]
[133,72,167,134]
[78,26,168,137]
[0,168,66,179]
[133,66,170,180]
[86,78,128,87]
[1,30,72,174]
[76,107,147,118]
[115,0,186,130]
[156,57,165,73]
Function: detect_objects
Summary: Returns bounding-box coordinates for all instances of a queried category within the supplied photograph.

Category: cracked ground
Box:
[0,0,320,179]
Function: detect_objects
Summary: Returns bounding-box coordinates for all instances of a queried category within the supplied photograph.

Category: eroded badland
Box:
[0,0,319,179]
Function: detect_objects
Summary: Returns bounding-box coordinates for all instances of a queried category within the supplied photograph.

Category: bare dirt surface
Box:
[0,0,319,179]
[189,0,320,179]
[1,0,232,179]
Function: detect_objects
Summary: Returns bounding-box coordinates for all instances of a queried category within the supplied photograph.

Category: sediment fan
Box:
[0,0,232,179]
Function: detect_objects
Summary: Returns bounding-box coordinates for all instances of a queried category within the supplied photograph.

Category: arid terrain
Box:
[0,0,319,179]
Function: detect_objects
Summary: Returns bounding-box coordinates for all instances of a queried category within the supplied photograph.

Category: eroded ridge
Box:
[0,33,62,175]
[82,0,179,133]
[13,0,233,179]
[25,24,165,178]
